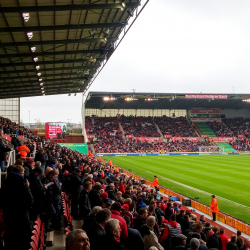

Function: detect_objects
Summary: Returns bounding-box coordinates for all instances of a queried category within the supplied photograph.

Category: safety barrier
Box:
[121,168,250,236]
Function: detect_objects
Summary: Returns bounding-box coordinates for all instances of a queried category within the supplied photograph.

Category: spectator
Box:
[173,234,187,250]
[219,228,229,250]
[134,208,148,231]
[10,134,20,150]
[240,239,250,250]
[122,215,144,250]
[82,206,102,233]
[89,183,102,208]
[79,181,92,219]
[1,165,34,250]
[88,208,111,250]
[102,198,112,209]
[205,227,220,250]
[140,216,164,250]
[66,229,90,250]
[0,130,12,172]
[165,202,173,221]
[227,235,238,250]
[103,219,125,250]
[199,215,205,225]
[189,238,200,250]
[155,201,165,225]
[107,183,117,200]
[110,202,128,239]
[16,142,30,159]
[237,231,243,250]
[35,148,46,171]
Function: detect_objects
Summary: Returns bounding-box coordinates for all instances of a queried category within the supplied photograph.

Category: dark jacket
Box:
[2,172,34,218]
[121,227,144,250]
[155,207,165,225]
[0,138,11,161]
[102,235,125,250]
[35,152,46,165]
[236,237,243,250]
[207,233,220,250]
[88,223,106,250]
[42,177,56,215]
[187,228,207,244]
[62,174,71,194]
[227,242,238,250]
[70,174,83,194]
[28,172,46,210]
[89,188,101,208]
[134,214,146,232]
[11,137,21,148]
[52,177,61,202]
[107,189,117,201]
[141,195,150,205]
[82,213,96,234]
[79,189,91,218]
[165,206,173,221]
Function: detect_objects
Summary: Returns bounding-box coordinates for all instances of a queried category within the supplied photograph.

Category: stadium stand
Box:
[1,117,250,250]
[195,122,216,137]
[222,118,250,138]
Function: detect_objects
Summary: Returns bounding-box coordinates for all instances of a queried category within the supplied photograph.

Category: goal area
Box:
[199,146,221,153]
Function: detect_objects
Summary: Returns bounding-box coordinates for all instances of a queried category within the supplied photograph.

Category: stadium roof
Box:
[0,0,146,99]
[85,92,250,110]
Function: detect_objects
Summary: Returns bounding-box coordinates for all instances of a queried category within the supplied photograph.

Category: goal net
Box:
[199,146,221,153]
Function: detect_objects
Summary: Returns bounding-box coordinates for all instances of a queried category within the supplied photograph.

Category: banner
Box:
[135,137,161,142]
[87,134,95,138]
[201,135,209,138]
[238,135,244,138]
[185,94,227,99]
[191,118,221,122]
[126,135,134,138]
[57,143,88,154]
[45,122,67,139]
[173,137,199,142]
[191,108,221,114]
[209,137,234,142]
[165,135,172,138]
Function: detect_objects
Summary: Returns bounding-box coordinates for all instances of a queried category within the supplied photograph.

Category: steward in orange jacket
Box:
[108,159,112,167]
[210,195,219,221]
[152,175,159,191]
[17,143,30,159]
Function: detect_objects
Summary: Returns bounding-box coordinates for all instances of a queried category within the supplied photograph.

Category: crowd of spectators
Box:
[120,116,160,137]
[206,122,234,137]
[229,139,250,151]
[0,118,249,250]
[174,140,215,152]
[222,118,250,138]
[154,117,196,137]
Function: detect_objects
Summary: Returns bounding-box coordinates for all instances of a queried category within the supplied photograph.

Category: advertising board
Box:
[45,122,67,139]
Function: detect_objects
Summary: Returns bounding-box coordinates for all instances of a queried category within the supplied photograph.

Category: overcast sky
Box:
[21,0,250,123]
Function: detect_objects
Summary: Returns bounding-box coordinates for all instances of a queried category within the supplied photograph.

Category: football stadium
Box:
[1,0,250,250]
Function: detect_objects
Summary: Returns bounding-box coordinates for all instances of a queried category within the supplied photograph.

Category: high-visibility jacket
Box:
[17,144,30,158]
[99,157,102,162]
[108,160,112,166]
[152,178,159,187]
[115,167,119,173]
[210,198,219,213]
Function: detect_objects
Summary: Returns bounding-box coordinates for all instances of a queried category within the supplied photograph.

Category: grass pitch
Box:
[102,155,250,223]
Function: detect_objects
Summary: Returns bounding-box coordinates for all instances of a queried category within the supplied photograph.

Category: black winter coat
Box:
[107,190,117,201]
[207,233,220,250]
[70,174,83,194]
[0,138,11,161]
[35,152,46,165]
[227,242,238,250]
[165,207,173,221]
[101,235,125,250]
[1,172,34,218]
[133,215,146,232]
[11,137,21,148]
[89,188,101,208]
[88,223,106,250]
[121,227,144,250]
[79,189,91,218]
[155,207,164,225]
[52,177,61,202]
[42,177,56,215]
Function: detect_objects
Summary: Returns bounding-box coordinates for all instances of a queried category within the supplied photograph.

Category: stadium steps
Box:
[215,142,236,152]
[195,122,216,136]
[118,121,126,139]
[154,122,164,141]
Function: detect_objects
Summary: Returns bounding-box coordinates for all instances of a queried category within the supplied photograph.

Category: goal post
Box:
[199,146,222,153]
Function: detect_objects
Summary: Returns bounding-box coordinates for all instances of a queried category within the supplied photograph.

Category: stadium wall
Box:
[66,135,84,143]
[221,109,250,118]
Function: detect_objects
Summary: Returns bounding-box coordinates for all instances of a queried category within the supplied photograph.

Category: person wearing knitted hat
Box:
[23,157,35,179]
[110,202,128,239]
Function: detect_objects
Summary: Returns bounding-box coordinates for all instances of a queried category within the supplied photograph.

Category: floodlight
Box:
[22,13,30,22]
[31,47,36,52]
[42,94,45,96]
[36,66,40,70]
[145,98,158,101]
[33,57,38,62]
[103,97,116,101]
[103,28,110,35]
[27,32,33,39]
[42,90,44,93]
[104,38,107,42]
[122,1,126,7]
[39,78,42,81]
[37,73,41,76]
[40,82,43,86]
[243,99,250,102]
[89,28,97,36]
[125,97,137,101]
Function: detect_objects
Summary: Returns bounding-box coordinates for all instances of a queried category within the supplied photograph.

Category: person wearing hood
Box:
[140,216,164,250]
[160,214,181,249]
